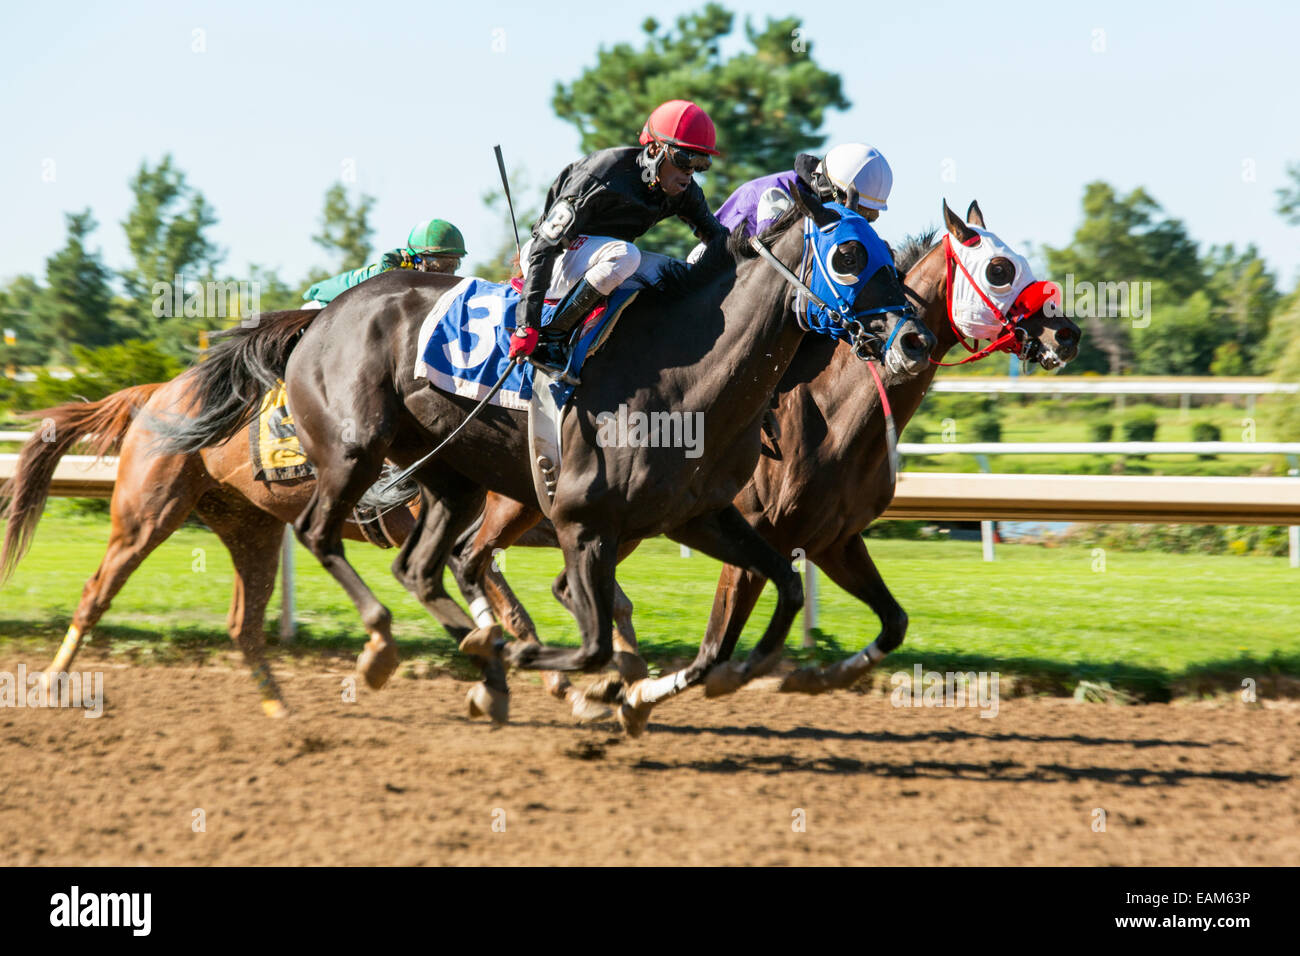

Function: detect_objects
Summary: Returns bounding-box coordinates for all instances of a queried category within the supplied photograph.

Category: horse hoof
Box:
[458,624,504,662]
[567,689,612,723]
[466,682,509,725]
[616,701,651,737]
[357,638,399,690]
[541,670,572,700]
[777,667,827,695]
[703,661,746,698]
[615,682,652,736]
[260,699,291,718]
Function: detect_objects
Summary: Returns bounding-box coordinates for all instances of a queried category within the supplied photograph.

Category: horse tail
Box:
[0,383,163,586]
[151,309,317,456]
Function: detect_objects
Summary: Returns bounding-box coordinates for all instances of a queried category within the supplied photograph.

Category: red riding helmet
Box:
[638,100,721,156]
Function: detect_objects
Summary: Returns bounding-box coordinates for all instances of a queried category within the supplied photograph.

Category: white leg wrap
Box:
[468,597,494,628]
[865,640,886,663]
[636,668,689,706]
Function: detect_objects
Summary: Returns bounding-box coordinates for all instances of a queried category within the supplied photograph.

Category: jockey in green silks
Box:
[302,219,467,308]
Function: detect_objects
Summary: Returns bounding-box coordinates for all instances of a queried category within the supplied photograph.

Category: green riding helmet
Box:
[407,219,467,257]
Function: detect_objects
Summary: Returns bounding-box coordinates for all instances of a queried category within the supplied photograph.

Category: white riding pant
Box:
[520,235,676,298]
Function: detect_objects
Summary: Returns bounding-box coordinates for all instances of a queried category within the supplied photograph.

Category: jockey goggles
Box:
[665,145,713,172]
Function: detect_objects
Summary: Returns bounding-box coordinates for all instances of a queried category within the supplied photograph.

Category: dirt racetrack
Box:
[1,655,1295,866]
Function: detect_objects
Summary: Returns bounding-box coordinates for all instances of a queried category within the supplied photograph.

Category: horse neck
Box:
[824,238,959,431]
[696,225,811,392]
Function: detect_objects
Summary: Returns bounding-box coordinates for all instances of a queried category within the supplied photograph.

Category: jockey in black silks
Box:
[507,99,728,376]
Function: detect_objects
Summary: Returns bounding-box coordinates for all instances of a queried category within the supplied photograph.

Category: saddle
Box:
[414,277,641,516]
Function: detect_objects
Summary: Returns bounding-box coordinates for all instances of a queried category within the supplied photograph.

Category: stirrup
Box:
[530,346,581,386]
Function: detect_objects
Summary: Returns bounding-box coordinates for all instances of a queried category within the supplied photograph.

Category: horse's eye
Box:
[985,257,1015,288]
[828,241,867,283]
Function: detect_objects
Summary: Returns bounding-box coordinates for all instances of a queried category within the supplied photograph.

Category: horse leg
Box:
[449,496,584,703]
[196,495,291,717]
[47,456,203,675]
[387,476,513,722]
[617,507,802,734]
[390,485,479,645]
[371,500,474,642]
[469,522,618,683]
[777,533,903,694]
[293,449,403,690]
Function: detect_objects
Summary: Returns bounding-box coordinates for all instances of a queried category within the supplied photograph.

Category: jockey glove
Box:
[509,327,539,358]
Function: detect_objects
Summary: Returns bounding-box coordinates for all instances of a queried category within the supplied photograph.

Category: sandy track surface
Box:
[0,658,1295,865]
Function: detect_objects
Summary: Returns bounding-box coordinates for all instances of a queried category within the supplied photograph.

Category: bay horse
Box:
[0,337,621,716]
[440,200,1082,726]
[155,185,935,731]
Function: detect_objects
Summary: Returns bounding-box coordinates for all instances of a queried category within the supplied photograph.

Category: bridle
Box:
[749,215,919,485]
[749,217,921,364]
[934,234,1056,367]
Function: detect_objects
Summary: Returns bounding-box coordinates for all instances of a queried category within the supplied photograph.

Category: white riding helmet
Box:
[819,143,893,212]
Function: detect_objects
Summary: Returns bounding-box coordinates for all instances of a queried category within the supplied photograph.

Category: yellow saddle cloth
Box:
[249,382,314,482]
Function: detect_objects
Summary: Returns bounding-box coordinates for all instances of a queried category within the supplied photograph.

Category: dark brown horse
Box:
[0,342,626,716]
[156,186,935,731]
[441,200,1081,725]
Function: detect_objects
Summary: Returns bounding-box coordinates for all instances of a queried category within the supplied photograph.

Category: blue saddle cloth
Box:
[415,278,636,410]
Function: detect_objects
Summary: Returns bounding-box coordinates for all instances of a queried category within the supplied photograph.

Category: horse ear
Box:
[966,200,986,228]
[791,178,840,229]
[944,200,979,245]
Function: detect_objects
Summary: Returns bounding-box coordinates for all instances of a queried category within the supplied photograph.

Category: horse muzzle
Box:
[884,314,936,375]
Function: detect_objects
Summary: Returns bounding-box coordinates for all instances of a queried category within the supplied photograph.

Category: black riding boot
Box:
[532,278,606,378]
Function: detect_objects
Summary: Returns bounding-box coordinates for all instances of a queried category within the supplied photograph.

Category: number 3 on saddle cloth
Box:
[415,276,641,515]
[414,276,640,411]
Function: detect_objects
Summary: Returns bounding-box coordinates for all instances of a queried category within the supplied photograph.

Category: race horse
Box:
[155,184,935,732]
[440,200,1082,726]
[0,343,630,716]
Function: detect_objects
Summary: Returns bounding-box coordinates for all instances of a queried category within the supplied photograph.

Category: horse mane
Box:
[894,229,940,274]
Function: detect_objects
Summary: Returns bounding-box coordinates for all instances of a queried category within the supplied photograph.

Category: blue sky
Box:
[2,0,1298,291]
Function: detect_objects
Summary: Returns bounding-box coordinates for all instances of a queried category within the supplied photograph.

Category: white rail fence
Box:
[4,450,1298,650]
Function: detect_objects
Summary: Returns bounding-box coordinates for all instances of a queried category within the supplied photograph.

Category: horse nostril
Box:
[901,331,931,357]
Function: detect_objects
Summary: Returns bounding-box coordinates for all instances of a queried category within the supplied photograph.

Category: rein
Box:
[749,216,909,490]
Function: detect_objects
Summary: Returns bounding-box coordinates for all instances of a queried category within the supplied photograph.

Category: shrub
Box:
[1121,409,1158,442]
[972,413,1001,443]
[1192,422,1221,460]
[1089,422,1114,442]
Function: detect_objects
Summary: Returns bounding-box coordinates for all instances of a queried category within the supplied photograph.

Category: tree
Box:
[120,155,221,336]
[1129,291,1225,376]
[1043,182,1203,374]
[0,275,48,367]
[1203,244,1279,373]
[314,182,375,272]
[552,4,848,257]
[1268,295,1300,440]
[31,210,122,363]
[17,340,182,410]
[1277,161,1300,226]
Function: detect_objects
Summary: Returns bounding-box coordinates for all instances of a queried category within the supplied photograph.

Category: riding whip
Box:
[377,358,520,494]
[494,145,523,263]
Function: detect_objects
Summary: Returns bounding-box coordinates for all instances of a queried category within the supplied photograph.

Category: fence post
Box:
[802,563,817,648]
[279,525,296,642]
[976,453,995,561]
[1290,455,1299,570]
